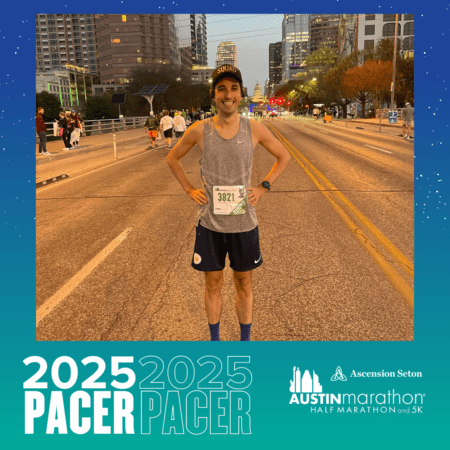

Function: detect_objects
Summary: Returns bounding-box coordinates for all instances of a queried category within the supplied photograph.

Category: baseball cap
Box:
[405,102,410,106]
[212,65,243,87]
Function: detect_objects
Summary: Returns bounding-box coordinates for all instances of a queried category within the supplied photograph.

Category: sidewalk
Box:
[337,117,414,129]
[36,128,161,165]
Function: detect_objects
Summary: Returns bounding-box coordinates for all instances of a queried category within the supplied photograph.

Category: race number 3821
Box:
[23,355,252,435]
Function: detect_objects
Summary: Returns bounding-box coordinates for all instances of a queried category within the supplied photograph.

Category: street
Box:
[36,117,414,341]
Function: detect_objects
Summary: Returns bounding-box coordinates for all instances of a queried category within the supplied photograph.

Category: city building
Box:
[191,14,208,66]
[192,66,214,84]
[357,14,414,57]
[252,81,264,103]
[94,14,192,85]
[36,14,98,75]
[338,14,359,59]
[309,14,340,54]
[216,41,237,67]
[269,41,283,96]
[36,65,100,110]
[282,14,310,83]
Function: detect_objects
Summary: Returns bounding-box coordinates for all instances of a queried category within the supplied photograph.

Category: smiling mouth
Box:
[223,101,235,106]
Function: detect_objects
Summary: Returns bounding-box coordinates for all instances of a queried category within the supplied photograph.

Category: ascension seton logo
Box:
[331,366,347,381]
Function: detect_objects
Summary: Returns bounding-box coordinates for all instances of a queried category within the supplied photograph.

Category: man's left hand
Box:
[247,185,267,206]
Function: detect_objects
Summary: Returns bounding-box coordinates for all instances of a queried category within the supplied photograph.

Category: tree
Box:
[323,51,362,118]
[342,60,393,116]
[82,94,119,120]
[304,46,338,73]
[396,56,414,105]
[36,91,62,121]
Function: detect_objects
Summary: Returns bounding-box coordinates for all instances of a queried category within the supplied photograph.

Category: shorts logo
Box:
[254,255,262,264]
[193,253,202,264]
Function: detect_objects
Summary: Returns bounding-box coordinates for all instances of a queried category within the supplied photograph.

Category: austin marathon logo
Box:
[288,366,424,414]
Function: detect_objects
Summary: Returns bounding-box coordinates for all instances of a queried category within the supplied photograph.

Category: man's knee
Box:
[205,271,224,293]
[233,271,252,290]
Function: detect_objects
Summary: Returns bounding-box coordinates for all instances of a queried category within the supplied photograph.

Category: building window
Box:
[365,14,375,20]
[122,15,127,22]
[403,36,414,51]
[137,57,142,63]
[404,14,414,21]
[404,22,414,36]
[383,14,401,22]
[111,38,121,43]
[365,25,375,35]
[383,23,401,37]
[364,40,374,50]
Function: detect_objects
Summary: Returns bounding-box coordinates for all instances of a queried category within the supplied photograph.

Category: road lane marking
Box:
[36,228,132,325]
[365,145,393,154]
[317,130,329,134]
[267,123,414,309]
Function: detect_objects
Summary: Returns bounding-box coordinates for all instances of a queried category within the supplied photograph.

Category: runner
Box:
[167,64,291,341]
[144,111,160,150]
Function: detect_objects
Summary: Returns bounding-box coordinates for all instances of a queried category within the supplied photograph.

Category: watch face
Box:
[262,181,270,190]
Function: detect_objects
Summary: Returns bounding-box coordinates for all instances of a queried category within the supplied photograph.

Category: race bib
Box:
[212,185,247,215]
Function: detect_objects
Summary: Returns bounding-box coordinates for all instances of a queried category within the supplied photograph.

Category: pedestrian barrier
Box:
[38,116,149,143]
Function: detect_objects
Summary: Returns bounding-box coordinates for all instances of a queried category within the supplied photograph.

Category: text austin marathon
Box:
[23,355,252,435]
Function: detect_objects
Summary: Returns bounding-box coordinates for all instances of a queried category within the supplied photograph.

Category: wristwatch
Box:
[261,181,271,191]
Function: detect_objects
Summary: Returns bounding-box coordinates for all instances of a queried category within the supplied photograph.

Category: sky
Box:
[206,14,284,97]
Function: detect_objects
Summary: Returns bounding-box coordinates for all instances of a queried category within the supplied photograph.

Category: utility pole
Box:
[390,14,399,109]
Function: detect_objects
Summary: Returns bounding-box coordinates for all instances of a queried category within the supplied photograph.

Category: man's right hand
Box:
[188,188,208,205]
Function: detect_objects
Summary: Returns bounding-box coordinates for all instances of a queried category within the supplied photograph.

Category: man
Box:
[36,107,51,156]
[173,111,187,139]
[402,102,414,140]
[160,110,174,149]
[144,111,160,150]
[167,64,291,341]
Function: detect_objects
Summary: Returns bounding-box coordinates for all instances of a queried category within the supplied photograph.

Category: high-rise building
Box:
[356,14,414,57]
[216,41,237,67]
[282,14,310,83]
[95,14,193,85]
[35,14,98,74]
[338,14,359,59]
[309,14,340,54]
[191,14,208,66]
[269,41,283,96]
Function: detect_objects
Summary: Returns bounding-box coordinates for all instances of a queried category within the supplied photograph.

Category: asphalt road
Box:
[36,117,414,341]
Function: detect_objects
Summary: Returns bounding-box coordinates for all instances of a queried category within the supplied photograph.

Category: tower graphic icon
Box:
[289,367,323,393]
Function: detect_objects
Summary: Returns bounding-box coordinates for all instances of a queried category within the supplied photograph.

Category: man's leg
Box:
[233,270,253,341]
[205,271,224,341]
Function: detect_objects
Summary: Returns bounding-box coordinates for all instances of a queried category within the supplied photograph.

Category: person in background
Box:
[402,102,414,140]
[66,111,75,149]
[173,111,187,139]
[36,107,51,155]
[57,111,70,151]
[160,110,174,149]
[74,112,84,146]
[144,111,160,150]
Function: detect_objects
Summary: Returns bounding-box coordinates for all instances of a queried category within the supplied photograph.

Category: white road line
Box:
[317,130,328,134]
[364,144,393,154]
[36,228,132,325]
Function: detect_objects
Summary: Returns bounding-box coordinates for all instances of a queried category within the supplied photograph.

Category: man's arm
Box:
[247,120,291,205]
[167,122,207,205]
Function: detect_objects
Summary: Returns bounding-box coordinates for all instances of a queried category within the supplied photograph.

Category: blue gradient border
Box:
[1,1,449,448]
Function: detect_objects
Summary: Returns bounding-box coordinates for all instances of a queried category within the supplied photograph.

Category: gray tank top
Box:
[197,117,257,233]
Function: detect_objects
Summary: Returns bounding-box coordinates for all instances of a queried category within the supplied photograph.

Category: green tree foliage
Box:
[305,46,338,72]
[36,92,62,121]
[82,94,119,120]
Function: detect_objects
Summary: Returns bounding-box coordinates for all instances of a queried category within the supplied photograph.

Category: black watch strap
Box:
[262,181,271,191]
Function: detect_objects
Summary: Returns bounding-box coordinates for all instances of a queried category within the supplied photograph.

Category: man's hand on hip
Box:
[188,188,208,205]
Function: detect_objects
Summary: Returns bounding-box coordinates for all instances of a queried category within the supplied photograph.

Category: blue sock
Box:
[239,322,252,341]
[208,322,220,341]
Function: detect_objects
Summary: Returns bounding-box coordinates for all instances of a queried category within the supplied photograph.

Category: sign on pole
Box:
[388,110,398,124]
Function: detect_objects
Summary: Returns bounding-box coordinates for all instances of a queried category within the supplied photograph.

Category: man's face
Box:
[214,77,242,114]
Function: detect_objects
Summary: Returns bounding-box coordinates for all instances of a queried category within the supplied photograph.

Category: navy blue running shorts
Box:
[192,223,263,272]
